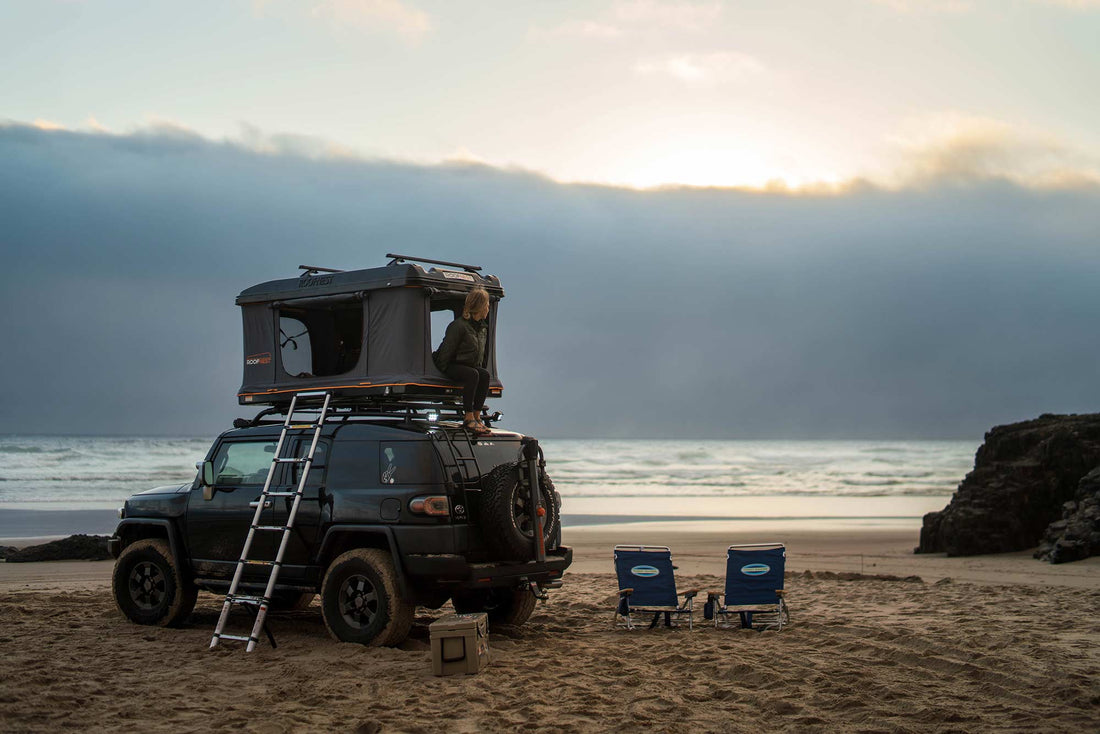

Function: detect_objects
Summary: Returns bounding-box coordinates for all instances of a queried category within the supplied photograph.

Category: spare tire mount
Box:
[522,437,547,563]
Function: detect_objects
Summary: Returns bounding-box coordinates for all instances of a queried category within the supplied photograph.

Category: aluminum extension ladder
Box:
[210,391,332,652]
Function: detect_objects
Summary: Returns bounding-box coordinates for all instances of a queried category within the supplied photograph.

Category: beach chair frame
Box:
[612,545,697,630]
[707,543,789,631]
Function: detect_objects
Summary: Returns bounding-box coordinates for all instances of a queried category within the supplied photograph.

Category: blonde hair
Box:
[462,287,490,319]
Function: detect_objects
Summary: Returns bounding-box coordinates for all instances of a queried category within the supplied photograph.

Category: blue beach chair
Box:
[705,543,789,631]
[612,545,697,630]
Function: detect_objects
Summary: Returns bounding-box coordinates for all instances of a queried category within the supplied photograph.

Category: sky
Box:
[2,1,1099,438]
[3,0,1099,190]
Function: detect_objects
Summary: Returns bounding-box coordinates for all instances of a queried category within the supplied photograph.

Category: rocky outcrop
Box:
[3,535,111,563]
[1034,468,1100,563]
[917,414,1100,557]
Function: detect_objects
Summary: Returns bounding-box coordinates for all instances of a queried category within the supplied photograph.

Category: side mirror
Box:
[201,461,216,500]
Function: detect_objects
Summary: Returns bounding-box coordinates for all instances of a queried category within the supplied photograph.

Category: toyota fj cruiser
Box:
[108,256,571,647]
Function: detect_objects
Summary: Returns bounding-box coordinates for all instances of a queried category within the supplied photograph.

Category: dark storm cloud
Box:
[2,123,1098,438]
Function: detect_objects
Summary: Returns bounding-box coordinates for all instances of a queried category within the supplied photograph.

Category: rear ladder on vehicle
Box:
[209,390,332,652]
[435,425,485,487]
[429,425,486,528]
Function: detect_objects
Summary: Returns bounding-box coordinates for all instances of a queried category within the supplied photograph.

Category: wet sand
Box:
[1,526,1098,732]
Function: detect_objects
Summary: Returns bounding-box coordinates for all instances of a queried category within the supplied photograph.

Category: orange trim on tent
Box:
[239,382,502,398]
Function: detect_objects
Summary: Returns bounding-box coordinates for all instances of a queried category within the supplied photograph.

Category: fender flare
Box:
[114,518,188,581]
[317,525,409,598]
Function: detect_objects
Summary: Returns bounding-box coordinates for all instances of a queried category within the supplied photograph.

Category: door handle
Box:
[249,500,273,509]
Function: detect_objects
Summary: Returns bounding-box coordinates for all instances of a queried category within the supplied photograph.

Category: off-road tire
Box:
[112,538,197,627]
[268,592,315,611]
[320,549,414,646]
[451,587,538,627]
[541,472,562,548]
[480,462,561,561]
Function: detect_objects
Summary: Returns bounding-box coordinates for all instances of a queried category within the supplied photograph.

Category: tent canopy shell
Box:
[236,262,504,406]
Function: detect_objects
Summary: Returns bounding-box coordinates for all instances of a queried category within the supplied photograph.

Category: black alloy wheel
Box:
[338,573,380,629]
[128,561,167,611]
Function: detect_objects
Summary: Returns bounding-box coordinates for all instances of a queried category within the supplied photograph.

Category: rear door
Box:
[186,438,279,581]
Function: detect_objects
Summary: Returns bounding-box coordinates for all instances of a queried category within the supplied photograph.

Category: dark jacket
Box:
[433,317,487,372]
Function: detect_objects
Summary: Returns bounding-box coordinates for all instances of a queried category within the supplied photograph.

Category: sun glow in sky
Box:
[2,0,1099,190]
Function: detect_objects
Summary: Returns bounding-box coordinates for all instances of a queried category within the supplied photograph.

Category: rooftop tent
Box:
[236,257,504,406]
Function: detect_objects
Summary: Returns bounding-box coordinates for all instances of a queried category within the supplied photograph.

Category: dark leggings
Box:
[446,364,490,414]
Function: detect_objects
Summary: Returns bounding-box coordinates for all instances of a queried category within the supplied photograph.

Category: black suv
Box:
[108,414,569,646]
[108,256,571,647]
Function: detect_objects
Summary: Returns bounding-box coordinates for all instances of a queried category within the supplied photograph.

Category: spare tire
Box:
[480,462,560,561]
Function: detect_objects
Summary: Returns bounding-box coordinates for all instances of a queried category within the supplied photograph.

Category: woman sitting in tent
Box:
[433,288,493,435]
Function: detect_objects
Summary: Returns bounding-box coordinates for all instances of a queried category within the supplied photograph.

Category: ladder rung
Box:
[253,525,289,532]
[229,594,266,606]
[274,457,309,463]
[215,633,254,643]
[289,424,319,429]
[264,491,297,497]
[242,559,280,566]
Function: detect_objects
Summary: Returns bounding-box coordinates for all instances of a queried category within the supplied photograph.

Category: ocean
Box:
[540,438,971,526]
[0,435,973,537]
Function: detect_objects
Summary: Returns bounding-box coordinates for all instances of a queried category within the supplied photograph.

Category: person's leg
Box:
[473,368,490,417]
[446,365,488,433]
[445,365,478,414]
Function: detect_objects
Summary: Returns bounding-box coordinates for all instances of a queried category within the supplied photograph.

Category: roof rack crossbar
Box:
[298,265,345,275]
[385,253,482,273]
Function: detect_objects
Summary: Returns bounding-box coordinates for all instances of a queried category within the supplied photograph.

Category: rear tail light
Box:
[409,496,450,516]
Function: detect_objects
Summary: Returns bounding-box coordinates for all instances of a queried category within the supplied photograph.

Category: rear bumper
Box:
[107,536,121,559]
[403,546,572,588]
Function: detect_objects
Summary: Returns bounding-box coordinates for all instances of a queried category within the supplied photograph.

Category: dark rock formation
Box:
[917,414,1100,556]
[4,534,112,562]
[1034,467,1100,563]
[0,545,17,560]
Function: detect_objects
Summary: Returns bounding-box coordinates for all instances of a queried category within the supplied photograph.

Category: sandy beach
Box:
[2,523,1098,733]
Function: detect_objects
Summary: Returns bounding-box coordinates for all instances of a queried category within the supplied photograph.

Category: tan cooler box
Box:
[430,613,490,676]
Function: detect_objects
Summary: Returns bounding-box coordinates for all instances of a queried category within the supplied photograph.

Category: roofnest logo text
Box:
[299,274,335,288]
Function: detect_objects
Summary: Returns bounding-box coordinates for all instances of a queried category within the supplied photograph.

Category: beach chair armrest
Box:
[619,588,634,598]
[681,589,699,599]
[706,591,721,602]
[775,589,785,597]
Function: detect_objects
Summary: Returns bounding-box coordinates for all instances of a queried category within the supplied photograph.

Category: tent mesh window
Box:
[278,302,363,379]
[429,295,466,357]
